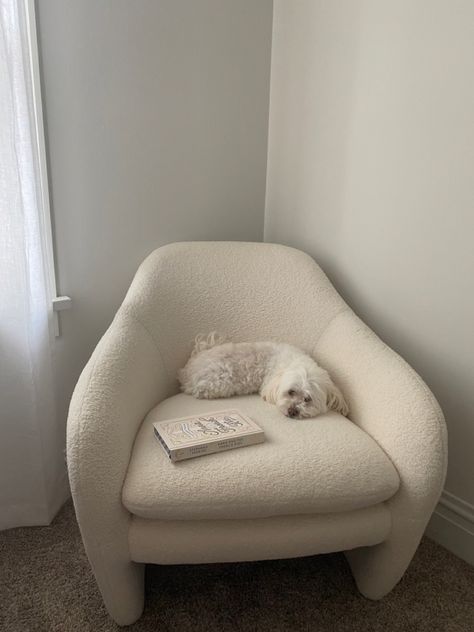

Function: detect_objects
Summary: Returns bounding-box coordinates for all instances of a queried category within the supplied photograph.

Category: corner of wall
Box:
[262,0,276,245]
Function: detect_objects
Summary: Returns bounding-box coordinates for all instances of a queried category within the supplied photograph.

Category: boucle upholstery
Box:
[122,394,399,521]
[67,242,447,626]
[315,311,448,598]
[120,242,348,380]
[128,504,392,565]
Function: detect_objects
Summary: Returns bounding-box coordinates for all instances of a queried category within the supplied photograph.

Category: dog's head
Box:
[261,363,348,419]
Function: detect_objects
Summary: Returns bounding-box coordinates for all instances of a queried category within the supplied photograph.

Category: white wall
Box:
[38,0,474,554]
[266,0,474,512]
[37,0,273,421]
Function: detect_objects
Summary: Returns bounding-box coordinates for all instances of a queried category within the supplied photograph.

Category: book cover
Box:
[153,409,265,462]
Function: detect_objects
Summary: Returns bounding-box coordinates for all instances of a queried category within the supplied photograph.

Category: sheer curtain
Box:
[0,0,68,529]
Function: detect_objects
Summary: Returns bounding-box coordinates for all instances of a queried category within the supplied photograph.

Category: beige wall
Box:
[265,1,474,505]
[37,0,273,421]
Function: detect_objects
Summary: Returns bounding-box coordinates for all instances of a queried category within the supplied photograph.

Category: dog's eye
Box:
[288,389,295,396]
[304,396,312,403]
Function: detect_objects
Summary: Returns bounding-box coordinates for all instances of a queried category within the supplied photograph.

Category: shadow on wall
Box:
[266,1,365,259]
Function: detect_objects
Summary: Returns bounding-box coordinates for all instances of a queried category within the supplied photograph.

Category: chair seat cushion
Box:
[122,394,400,521]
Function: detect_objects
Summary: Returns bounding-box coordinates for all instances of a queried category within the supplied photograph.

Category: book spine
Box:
[154,427,173,460]
[170,432,265,462]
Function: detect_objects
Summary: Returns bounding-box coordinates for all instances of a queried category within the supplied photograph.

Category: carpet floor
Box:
[0,501,473,632]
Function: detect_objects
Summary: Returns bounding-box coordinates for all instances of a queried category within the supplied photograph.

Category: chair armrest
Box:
[67,306,171,553]
[315,310,447,519]
[315,309,447,598]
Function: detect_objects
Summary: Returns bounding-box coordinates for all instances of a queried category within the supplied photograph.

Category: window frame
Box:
[24,0,71,335]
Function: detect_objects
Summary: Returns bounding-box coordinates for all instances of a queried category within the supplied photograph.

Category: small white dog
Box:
[178,333,349,420]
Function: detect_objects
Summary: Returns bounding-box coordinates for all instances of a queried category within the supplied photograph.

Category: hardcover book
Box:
[153,409,265,462]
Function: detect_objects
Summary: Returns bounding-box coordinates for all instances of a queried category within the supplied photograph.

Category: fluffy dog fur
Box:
[178,333,349,419]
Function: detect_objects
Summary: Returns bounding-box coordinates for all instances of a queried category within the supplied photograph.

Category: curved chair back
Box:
[122,242,347,384]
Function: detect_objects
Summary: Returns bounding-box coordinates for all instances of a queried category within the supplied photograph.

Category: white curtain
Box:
[0,0,68,529]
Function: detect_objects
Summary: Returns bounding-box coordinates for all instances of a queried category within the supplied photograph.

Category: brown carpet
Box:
[0,502,473,632]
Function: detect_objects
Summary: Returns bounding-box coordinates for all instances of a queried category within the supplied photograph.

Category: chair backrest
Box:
[122,242,347,382]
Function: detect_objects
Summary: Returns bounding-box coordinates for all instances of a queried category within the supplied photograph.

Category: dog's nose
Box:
[288,406,299,418]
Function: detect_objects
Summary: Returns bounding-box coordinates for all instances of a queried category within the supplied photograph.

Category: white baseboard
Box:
[426,490,474,566]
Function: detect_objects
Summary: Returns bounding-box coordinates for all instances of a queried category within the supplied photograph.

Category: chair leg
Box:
[346,525,422,599]
[92,554,145,626]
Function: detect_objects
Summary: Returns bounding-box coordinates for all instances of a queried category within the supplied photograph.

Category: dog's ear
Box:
[326,381,349,416]
[261,372,284,404]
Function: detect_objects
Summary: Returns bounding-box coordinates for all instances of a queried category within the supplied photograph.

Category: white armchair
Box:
[67,242,447,625]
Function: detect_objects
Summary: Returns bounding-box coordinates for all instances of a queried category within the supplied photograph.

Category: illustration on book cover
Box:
[161,411,256,446]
